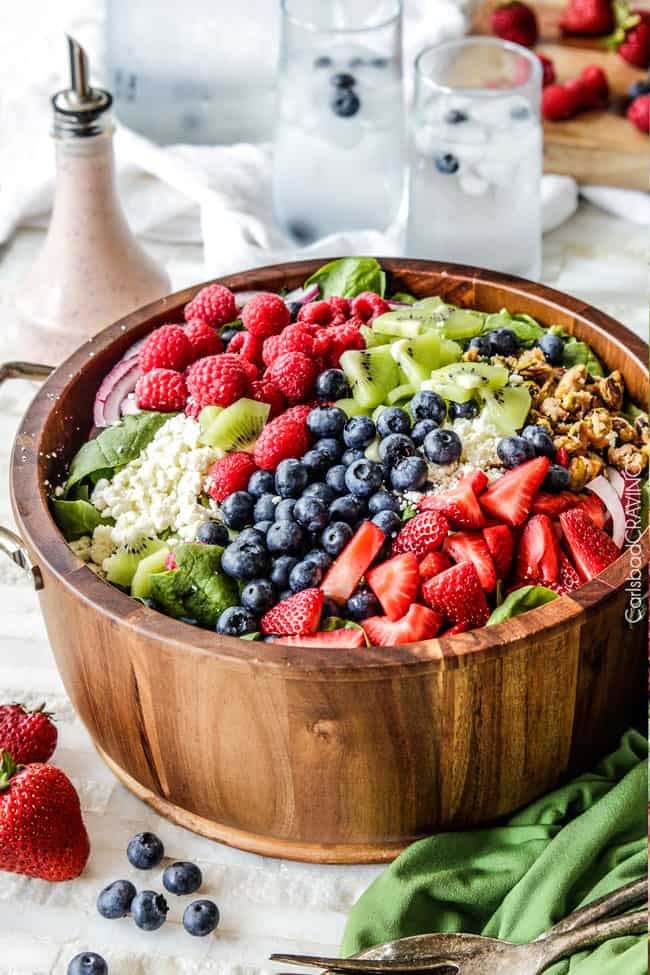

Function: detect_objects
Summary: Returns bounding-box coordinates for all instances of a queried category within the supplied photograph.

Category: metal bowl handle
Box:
[0,361,54,386]
[0,527,43,590]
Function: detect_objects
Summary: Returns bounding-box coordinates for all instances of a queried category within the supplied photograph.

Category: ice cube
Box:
[459,169,489,196]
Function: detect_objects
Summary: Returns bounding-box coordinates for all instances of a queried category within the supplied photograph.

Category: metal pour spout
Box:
[52,35,112,135]
[66,35,91,106]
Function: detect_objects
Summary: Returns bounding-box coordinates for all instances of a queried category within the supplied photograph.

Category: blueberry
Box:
[331,72,356,88]
[253,493,278,523]
[411,418,438,446]
[487,328,520,357]
[303,481,336,505]
[248,469,275,498]
[343,415,376,449]
[236,526,267,545]
[345,459,384,498]
[221,539,270,580]
[216,605,258,636]
[378,433,416,467]
[331,88,361,117]
[521,424,556,459]
[278,589,293,602]
[347,589,381,620]
[97,879,137,919]
[131,890,169,931]
[254,520,273,535]
[275,459,309,498]
[127,832,164,870]
[434,153,460,174]
[449,399,479,420]
[543,463,570,493]
[330,493,365,525]
[197,520,229,546]
[286,300,302,322]
[316,368,350,401]
[274,498,297,521]
[468,335,492,358]
[314,55,333,69]
[390,456,428,492]
[316,437,343,463]
[302,448,330,478]
[162,861,203,896]
[372,509,402,537]
[423,429,462,465]
[183,899,220,937]
[321,596,341,619]
[67,954,108,975]
[289,560,323,592]
[307,405,347,438]
[368,490,400,515]
[628,79,650,99]
[303,549,332,572]
[293,496,330,532]
[342,447,366,466]
[409,390,446,424]
[510,105,530,120]
[497,435,536,469]
[220,491,254,530]
[326,465,348,495]
[271,555,298,589]
[220,327,240,348]
[266,520,305,555]
[241,579,276,615]
[445,109,468,124]
[376,407,411,438]
[321,521,354,556]
[538,332,564,365]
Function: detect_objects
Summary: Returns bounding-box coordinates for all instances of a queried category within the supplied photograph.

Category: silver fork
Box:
[271,877,647,975]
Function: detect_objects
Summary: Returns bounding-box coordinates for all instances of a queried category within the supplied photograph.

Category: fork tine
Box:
[537,878,647,941]
[270,956,453,973]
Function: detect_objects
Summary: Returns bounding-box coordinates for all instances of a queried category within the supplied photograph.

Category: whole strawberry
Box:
[560,0,615,35]
[537,53,557,87]
[0,752,90,881]
[0,704,57,764]
[606,4,650,67]
[490,1,539,47]
[628,92,650,131]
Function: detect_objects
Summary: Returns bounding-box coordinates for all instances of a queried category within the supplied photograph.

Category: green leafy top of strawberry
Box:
[604,1,641,47]
[0,751,19,792]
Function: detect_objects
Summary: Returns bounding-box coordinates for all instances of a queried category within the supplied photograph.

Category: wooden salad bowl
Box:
[9,259,649,863]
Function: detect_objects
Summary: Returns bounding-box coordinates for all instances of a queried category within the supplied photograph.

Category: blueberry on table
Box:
[274,498,297,522]
[97,879,137,919]
[162,861,203,896]
[434,153,460,174]
[411,418,438,446]
[307,405,347,438]
[376,406,411,438]
[183,899,220,937]
[468,335,492,358]
[543,463,570,493]
[347,589,381,620]
[449,400,479,421]
[197,520,229,546]
[521,424,556,459]
[131,890,169,931]
[538,332,564,365]
[266,520,305,556]
[345,459,384,498]
[487,328,520,357]
[372,509,402,537]
[367,490,400,515]
[330,72,356,88]
[271,555,298,589]
[253,493,278,524]
[241,579,276,616]
[497,435,536,469]
[423,429,462,465]
[316,368,350,401]
[321,521,354,556]
[409,390,446,424]
[330,494,365,525]
[221,539,270,580]
[289,560,323,592]
[390,456,429,492]
[216,606,258,636]
[127,832,164,870]
[294,496,330,533]
[248,469,275,498]
[304,480,337,505]
[325,465,347,495]
[343,416,376,448]
[445,109,468,124]
[67,953,108,975]
[220,491,254,530]
[379,433,416,467]
[275,459,309,498]
[331,89,361,117]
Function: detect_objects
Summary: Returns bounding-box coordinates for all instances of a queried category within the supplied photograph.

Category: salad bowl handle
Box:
[0,527,43,590]
[0,361,53,387]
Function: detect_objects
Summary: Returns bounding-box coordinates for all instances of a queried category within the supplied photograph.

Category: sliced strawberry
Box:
[443,531,497,592]
[392,510,449,559]
[482,525,513,580]
[514,514,560,585]
[576,493,607,530]
[366,552,420,622]
[419,479,485,530]
[271,628,366,648]
[418,550,452,580]
[479,457,550,527]
[260,588,324,636]
[547,552,583,594]
[532,490,580,518]
[362,603,444,647]
[441,620,473,636]
[462,470,489,495]
[422,561,490,627]
[321,521,385,605]
[559,508,620,581]
[555,447,569,468]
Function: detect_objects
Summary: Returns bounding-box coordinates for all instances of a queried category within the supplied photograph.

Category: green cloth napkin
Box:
[342,729,648,974]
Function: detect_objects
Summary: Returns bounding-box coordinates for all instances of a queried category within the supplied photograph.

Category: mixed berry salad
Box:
[51,258,648,647]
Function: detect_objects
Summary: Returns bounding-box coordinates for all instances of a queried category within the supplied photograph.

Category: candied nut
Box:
[540,397,569,423]
[527,410,553,433]
[568,453,605,491]
[555,364,588,399]
[583,408,613,449]
[515,347,554,383]
[634,412,648,445]
[463,346,481,363]
[560,389,594,416]
[611,416,637,444]
[596,370,624,411]
[607,443,648,475]
[553,434,585,457]
[566,420,590,449]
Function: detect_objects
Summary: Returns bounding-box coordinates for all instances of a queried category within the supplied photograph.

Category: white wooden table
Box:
[0,206,647,974]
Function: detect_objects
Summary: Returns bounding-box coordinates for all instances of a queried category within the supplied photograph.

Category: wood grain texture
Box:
[10,259,649,862]
[473,0,650,189]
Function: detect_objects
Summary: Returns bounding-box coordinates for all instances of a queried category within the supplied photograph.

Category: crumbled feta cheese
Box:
[69,536,92,562]
[91,414,221,548]
[91,524,116,565]
[423,412,503,496]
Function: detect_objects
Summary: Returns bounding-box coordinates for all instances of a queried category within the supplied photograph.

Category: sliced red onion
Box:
[284,283,320,305]
[93,356,141,428]
[604,466,625,499]
[234,289,264,309]
[120,335,148,362]
[585,474,625,550]
[120,393,141,417]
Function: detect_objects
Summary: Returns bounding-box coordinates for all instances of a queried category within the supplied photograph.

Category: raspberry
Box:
[139,324,193,374]
[266,351,318,403]
[323,318,365,367]
[186,354,248,409]
[241,293,290,338]
[327,296,351,320]
[249,379,286,419]
[227,330,264,366]
[205,452,258,503]
[297,300,335,326]
[185,320,223,360]
[253,404,312,470]
[628,93,650,132]
[184,284,237,328]
[135,368,188,412]
[542,83,581,120]
[262,323,315,366]
[351,292,390,322]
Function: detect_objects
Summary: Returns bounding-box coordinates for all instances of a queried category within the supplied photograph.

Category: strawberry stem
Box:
[0,752,18,792]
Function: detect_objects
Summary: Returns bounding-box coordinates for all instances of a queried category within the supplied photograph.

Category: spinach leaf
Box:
[304,258,386,299]
[487,585,558,625]
[321,616,370,645]
[50,498,108,541]
[66,411,172,493]
[149,543,238,628]
[481,310,544,347]
[561,337,604,376]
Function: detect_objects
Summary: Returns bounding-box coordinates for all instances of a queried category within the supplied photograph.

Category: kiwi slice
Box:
[340,347,400,410]
[360,324,390,349]
[387,384,416,405]
[364,439,381,462]
[439,309,485,341]
[439,338,463,367]
[131,546,170,599]
[199,398,270,451]
[424,362,508,404]
[105,538,167,589]
[199,405,223,439]
[373,311,425,339]
[334,398,371,418]
[391,331,442,387]
[482,386,531,434]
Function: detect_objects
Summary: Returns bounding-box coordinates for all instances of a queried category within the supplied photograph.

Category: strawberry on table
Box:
[628,93,650,131]
[271,629,366,648]
[321,521,385,605]
[559,507,620,580]
[607,6,650,68]
[542,83,582,121]
[490,1,539,46]
[482,524,513,580]
[444,531,498,592]
[579,64,610,107]
[560,0,615,35]
[362,604,444,647]
[538,53,557,87]
[366,552,420,622]
[422,561,490,628]
[0,752,90,881]
[479,456,550,527]
[260,588,324,636]
[391,510,449,560]
[0,704,57,765]
[514,513,561,584]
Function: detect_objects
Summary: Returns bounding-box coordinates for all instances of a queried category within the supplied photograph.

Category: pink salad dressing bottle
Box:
[14,37,170,364]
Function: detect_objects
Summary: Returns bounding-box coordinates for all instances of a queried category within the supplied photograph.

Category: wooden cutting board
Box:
[473,0,649,189]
